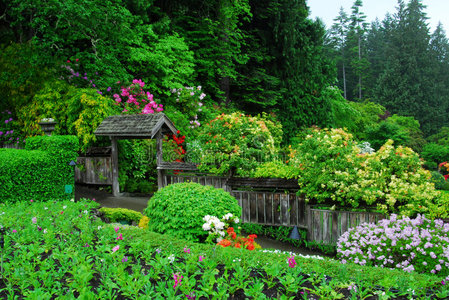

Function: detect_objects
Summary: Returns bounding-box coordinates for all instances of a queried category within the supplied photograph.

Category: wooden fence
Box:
[307,208,385,245]
[75,157,113,185]
[162,173,386,245]
[73,158,387,245]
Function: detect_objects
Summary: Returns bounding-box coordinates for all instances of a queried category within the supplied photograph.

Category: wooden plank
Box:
[313,210,322,243]
[226,177,299,189]
[249,192,257,223]
[321,211,329,244]
[289,194,297,226]
[273,193,281,225]
[265,194,273,225]
[323,211,331,245]
[340,212,348,236]
[280,193,289,226]
[306,205,312,240]
[257,193,265,224]
[331,211,339,244]
[111,137,120,195]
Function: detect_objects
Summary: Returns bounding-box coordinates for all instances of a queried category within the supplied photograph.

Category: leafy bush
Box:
[144,182,241,242]
[99,207,143,224]
[365,121,408,151]
[118,139,157,193]
[194,112,283,176]
[253,160,297,179]
[337,214,449,277]
[0,135,78,203]
[17,80,118,151]
[421,143,449,171]
[291,128,440,216]
[430,171,449,191]
[0,110,24,146]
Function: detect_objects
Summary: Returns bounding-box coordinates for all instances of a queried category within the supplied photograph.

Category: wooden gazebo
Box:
[95,113,179,196]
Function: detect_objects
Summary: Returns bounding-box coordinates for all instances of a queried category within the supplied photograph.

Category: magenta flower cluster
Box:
[113,79,163,114]
[337,214,449,276]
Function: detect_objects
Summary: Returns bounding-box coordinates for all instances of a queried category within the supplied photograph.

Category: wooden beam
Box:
[156,131,164,190]
[111,137,120,196]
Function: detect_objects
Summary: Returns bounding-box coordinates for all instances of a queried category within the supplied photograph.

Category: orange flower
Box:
[217,239,231,247]
[234,243,241,248]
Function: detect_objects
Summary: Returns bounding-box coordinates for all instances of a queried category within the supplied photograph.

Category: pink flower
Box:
[30,199,34,203]
[183,247,190,254]
[12,229,17,233]
[112,245,120,253]
[114,227,120,233]
[173,273,183,289]
[83,243,90,247]
[116,233,123,240]
[288,256,297,268]
[32,217,37,224]
[199,255,205,262]
[122,256,128,263]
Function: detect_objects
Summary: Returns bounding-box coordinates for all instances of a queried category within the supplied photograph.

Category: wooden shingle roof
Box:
[95,113,177,138]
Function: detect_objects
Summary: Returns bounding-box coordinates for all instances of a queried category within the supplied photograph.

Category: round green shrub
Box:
[144,182,241,242]
[430,171,449,191]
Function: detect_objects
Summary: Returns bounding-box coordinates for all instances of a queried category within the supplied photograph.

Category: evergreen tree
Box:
[328,7,349,99]
[272,0,335,141]
[375,0,438,135]
[346,0,369,100]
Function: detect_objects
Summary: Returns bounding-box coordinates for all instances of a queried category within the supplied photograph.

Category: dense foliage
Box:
[0,135,78,202]
[143,182,241,242]
[194,112,282,176]
[326,0,449,137]
[285,128,442,217]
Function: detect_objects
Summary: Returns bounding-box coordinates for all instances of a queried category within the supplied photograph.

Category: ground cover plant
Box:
[0,198,448,299]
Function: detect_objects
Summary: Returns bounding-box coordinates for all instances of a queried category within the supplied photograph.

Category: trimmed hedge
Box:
[99,207,144,224]
[0,135,78,202]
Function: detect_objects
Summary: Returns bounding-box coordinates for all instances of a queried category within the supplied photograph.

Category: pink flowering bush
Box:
[112,79,164,114]
[337,214,449,277]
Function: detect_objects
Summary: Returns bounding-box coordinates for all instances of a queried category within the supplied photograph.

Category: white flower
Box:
[168,254,175,263]
[216,221,225,230]
[44,207,48,210]
[202,223,211,231]
[63,205,67,210]
[43,229,47,234]
[234,218,239,224]
[216,237,223,243]
[97,226,102,230]
[83,210,88,214]
[203,215,211,222]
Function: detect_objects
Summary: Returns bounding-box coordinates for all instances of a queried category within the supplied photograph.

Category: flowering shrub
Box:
[290,128,440,217]
[195,112,283,176]
[163,131,186,162]
[113,79,163,114]
[202,213,240,243]
[337,214,449,277]
[169,86,205,129]
[0,110,23,146]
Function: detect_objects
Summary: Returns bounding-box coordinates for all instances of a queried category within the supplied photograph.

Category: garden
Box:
[1,0,449,298]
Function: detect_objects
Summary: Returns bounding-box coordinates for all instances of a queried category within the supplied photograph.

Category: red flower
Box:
[217,239,231,247]
[444,175,449,181]
[234,243,241,248]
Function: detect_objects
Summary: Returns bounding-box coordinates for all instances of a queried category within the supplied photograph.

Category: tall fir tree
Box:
[328,7,349,99]
[272,0,335,141]
[374,0,439,135]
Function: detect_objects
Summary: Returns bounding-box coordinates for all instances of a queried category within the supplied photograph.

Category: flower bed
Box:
[0,199,447,298]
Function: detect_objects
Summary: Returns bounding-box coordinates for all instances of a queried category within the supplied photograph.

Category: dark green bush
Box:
[430,171,449,190]
[144,182,241,242]
[421,143,449,171]
[0,135,79,203]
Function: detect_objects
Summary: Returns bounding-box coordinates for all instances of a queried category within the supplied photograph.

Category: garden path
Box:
[75,184,326,258]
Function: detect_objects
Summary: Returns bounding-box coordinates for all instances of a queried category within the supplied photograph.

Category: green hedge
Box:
[0,135,78,203]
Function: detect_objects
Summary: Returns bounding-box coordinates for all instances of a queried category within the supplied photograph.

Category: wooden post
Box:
[110,137,120,196]
[156,130,165,190]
